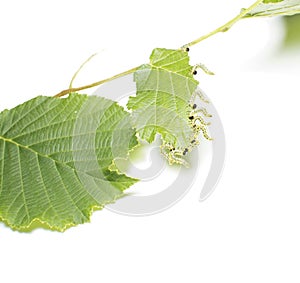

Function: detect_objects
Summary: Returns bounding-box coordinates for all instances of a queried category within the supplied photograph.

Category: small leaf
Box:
[0,93,138,231]
[127,48,211,166]
[244,0,300,17]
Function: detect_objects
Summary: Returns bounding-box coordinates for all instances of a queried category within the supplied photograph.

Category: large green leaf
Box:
[244,0,300,17]
[127,48,211,166]
[0,93,138,231]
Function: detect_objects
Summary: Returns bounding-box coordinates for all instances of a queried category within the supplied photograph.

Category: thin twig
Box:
[69,53,98,89]
[182,0,263,48]
[54,0,263,98]
[54,66,139,97]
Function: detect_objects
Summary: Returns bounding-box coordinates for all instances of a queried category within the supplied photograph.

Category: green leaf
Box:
[283,14,300,47]
[244,0,300,17]
[0,93,138,231]
[263,0,284,3]
[127,48,211,166]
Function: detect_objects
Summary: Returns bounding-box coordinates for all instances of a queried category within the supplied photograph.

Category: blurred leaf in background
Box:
[283,14,300,48]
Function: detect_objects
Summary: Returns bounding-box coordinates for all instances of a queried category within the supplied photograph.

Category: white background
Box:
[1,0,300,282]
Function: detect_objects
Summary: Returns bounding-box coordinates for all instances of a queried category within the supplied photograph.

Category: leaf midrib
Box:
[148,64,194,81]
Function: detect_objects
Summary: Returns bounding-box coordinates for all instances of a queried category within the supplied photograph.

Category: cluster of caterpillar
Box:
[160,87,212,167]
